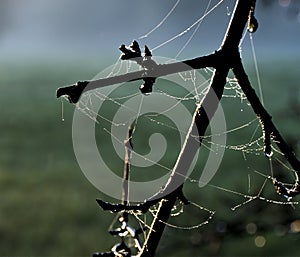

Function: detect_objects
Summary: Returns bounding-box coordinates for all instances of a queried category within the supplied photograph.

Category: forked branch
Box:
[57,0,300,256]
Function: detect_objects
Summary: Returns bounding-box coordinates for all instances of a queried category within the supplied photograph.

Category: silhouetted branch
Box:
[139,2,256,256]
[232,59,300,199]
[57,0,300,256]
[56,53,221,103]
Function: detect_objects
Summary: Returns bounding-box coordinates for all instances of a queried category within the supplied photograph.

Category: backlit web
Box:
[63,0,299,254]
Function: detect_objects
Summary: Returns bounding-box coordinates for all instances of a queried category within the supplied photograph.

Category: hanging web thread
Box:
[250,33,264,106]
[61,97,65,122]
[75,1,298,236]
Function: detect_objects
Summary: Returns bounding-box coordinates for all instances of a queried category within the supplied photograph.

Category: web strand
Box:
[151,0,225,52]
[72,1,299,236]
[250,33,264,106]
[174,0,212,59]
[139,0,181,39]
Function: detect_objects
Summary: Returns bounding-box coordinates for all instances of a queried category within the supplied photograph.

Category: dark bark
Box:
[232,60,300,198]
[56,54,220,103]
[140,1,254,256]
[57,0,300,256]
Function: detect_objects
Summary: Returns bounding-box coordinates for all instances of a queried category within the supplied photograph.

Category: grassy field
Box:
[0,57,299,256]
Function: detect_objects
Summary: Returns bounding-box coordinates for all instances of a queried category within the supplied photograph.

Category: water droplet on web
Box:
[248,16,258,33]
[265,151,273,158]
[226,6,231,16]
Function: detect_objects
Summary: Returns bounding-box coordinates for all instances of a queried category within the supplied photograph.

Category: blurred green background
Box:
[1,1,300,256]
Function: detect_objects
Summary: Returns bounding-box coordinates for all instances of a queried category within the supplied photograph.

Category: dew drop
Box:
[265,151,273,158]
[248,16,258,33]
[226,6,231,16]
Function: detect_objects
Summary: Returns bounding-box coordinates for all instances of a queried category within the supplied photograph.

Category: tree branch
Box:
[56,53,221,103]
[140,1,255,256]
[56,0,300,256]
[232,59,300,198]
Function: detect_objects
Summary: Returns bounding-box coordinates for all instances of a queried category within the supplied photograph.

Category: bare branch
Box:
[56,53,220,103]
[232,59,300,198]
[57,0,300,256]
[140,1,257,256]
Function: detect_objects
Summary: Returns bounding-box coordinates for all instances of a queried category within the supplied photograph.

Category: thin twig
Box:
[122,126,133,206]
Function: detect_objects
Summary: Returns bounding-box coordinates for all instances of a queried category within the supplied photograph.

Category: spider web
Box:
[64,0,299,253]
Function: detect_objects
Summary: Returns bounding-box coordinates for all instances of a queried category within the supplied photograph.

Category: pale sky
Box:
[0,1,299,60]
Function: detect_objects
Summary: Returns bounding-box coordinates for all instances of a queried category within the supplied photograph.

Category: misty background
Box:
[1,0,300,61]
[0,1,300,256]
